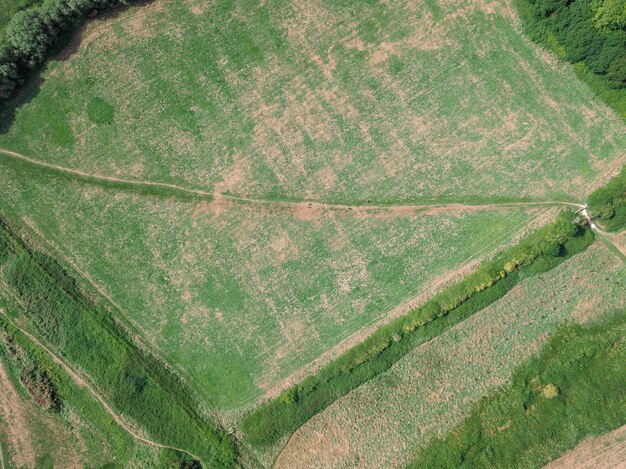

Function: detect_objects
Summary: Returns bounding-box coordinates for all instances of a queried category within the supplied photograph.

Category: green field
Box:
[273,243,626,468]
[0,0,624,465]
[0,158,542,409]
[1,0,625,203]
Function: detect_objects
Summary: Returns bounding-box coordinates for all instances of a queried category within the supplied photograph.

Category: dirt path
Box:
[0,148,585,214]
[0,311,203,465]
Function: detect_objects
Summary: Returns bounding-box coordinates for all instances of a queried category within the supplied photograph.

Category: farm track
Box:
[0,310,204,465]
[0,148,585,213]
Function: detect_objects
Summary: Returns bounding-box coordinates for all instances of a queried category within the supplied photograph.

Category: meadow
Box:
[1,0,625,203]
[272,243,626,468]
[0,158,540,409]
[0,0,624,465]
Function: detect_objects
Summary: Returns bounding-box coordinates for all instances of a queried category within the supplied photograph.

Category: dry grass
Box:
[271,243,626,468]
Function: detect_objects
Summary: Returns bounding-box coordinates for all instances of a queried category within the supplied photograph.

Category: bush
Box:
[588,166,626,231]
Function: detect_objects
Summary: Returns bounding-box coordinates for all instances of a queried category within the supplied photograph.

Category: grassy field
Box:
[0,158,541,409]
[0,0,624,455]
[273,243,626,468]
[1,0,625,204]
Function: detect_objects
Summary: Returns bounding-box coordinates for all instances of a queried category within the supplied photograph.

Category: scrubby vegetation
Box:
[588,166,626,231]
[0,216,239,468]
[515,0,626,116]
[0,0,138,100]
[409,310,626,468]
[241,211,594,445]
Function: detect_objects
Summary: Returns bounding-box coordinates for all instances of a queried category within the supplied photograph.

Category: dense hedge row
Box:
[0,217,239,468]
[241,212,594,446]
[409,311,626,468]
[0,0,136,100]
[588,166,626,231]
[514,0,626,90]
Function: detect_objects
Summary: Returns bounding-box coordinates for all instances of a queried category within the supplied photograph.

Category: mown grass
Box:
[0,215,239,467]
[409,310,626,468]
[241,211,594,445]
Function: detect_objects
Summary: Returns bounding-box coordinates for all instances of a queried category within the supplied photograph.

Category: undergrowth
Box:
[409,310,626,468]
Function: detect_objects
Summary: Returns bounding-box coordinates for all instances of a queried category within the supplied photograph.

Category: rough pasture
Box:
[272,243,626,468]
[0,0,624,420]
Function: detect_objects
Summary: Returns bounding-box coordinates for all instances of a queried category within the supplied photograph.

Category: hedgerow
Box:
[409,311,626,468]
[241,211,594,445]
[0,217,239,468]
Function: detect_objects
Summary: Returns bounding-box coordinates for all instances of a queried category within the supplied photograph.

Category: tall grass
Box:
[0,215,239,468]
[241,212,594,445]
[409,311,626,468]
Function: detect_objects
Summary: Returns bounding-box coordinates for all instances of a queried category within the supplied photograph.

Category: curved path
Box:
[0,311,203,465]
[0,149,585,213]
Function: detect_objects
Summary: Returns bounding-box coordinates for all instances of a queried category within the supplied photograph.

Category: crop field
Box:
[0,0,624,464]
[273,243,626,468]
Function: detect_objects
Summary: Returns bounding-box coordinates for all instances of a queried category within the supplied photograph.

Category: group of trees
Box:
[588,166,626,231]
[518,0,626,88]
[0,0,135,100]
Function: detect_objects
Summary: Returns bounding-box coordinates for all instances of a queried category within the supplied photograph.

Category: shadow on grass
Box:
[0,1,152,135]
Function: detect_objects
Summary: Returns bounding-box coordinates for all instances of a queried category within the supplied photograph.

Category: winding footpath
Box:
[0,148,585,213]
[0,310,203,465]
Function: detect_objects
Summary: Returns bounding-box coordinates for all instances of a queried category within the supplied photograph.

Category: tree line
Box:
[0,0,137,101]
[515,0,626,89]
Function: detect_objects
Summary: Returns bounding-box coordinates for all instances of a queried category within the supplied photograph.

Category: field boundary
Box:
[0,148,585,213]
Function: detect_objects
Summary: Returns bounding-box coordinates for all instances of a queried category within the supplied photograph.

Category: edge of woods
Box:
[241,210,596,446]
[0,210,242,468]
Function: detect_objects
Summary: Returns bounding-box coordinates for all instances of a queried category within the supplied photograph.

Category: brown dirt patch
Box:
[544,424,626,469]
[0,360,36,468]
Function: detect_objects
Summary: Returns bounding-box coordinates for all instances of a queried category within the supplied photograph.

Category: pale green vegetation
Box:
[1,0,625,203]
[0,159,539,408]
[272,243,626,468]
[0,0,624,415]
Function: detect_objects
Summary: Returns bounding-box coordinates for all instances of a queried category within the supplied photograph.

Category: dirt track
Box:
[0,311,202,464]
[0,148,585,214]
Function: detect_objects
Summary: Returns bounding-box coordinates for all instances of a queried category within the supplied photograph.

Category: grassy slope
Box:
[0,217,238,467]
[1,0,625,203]
[0,311,163,467]
[271,243,626,468]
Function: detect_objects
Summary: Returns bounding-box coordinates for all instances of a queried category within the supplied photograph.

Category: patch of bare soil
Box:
[0,360,36,468]
[544,424,626,469]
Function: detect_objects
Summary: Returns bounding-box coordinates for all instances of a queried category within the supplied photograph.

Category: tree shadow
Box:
[0,1,152,135]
